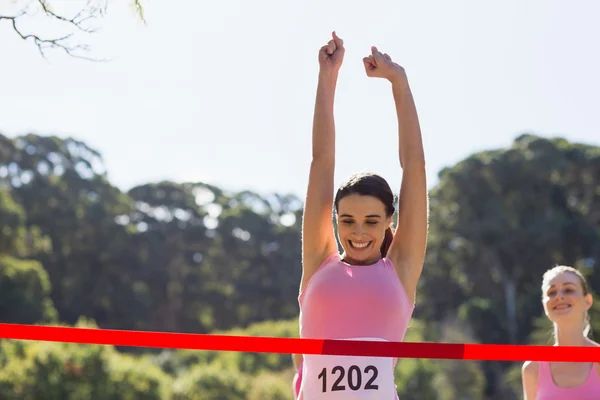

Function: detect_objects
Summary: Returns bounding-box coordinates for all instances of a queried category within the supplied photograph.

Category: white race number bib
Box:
[299,338,396,400]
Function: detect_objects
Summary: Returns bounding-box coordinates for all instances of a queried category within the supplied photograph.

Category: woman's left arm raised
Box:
[363,47,428,301]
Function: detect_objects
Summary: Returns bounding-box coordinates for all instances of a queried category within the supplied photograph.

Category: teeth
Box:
[351,241,369,249]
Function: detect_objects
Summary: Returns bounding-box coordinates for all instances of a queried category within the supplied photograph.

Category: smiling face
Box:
[336,194,392,265]
[542,270,592,327]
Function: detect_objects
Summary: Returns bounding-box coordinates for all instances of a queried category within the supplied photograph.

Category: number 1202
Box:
[318,365,379,392]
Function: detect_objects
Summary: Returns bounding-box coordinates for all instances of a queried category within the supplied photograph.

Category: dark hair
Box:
[334,172,396,257]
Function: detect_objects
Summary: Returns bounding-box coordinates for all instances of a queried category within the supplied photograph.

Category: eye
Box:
[341,220,354,225]
[547,290,556,297]
[565,288,574,293]
[366,220,378,225]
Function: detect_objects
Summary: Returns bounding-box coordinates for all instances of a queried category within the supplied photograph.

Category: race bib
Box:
[299,338,395,400]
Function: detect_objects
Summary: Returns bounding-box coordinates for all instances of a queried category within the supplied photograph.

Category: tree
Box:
[0,320,172,400]
[171,365,249,400]
[418,134,600,398]
[0,133,304,335]
[0,133,140,328]
[0,179,57,326]
[5,130,598,398]
[0,0,145,60]
[0,255,58,324]
[0,189,26,255]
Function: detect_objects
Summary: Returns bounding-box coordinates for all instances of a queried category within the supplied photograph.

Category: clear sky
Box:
[2,0,599,199]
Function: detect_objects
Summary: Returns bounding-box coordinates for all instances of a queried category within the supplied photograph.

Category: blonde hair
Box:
[542,265,591,337]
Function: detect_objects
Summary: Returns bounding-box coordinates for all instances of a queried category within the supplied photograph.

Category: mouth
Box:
[349,240,372,251]
[553,304,572,311]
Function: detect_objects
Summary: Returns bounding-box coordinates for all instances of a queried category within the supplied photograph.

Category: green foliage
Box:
[0,189,25,254]
[419,134,600,397]
[0,325,171,399]
[394,319,438,399]
[247,373,294,400]
[503,363,526,400]
[0,132,599,399]
[0,255,57,323]
[0,133,304,337]
[0,341,112,399]
[431,360,487,400]
[153,319,298,378]
[393,318,488,399]
[171,364,248,400]
[107,352,172,400]
[213,319,298,375]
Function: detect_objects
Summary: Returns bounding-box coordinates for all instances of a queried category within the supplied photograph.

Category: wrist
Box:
[388,69,408,88]
[318,69,339,83]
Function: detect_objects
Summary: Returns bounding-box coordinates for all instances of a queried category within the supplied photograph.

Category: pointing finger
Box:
[332,31,344,48]
[371,46,384,61]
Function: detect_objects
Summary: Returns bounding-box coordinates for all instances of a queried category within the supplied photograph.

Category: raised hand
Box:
[363,46,406,83]
[318,31,345,74]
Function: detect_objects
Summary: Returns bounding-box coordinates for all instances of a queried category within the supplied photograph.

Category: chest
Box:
[303,266,404,314]
[549,363,597,388]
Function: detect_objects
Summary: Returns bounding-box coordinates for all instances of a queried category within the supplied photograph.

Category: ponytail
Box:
[584,311,592,338]
[380,227,394,257]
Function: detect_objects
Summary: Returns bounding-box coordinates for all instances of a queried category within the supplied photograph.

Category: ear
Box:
[386,216,393,228]
[585,293,593,311]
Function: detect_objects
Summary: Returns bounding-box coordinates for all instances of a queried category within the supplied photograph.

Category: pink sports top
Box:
[536,361,600,399]
[297,252,415,399]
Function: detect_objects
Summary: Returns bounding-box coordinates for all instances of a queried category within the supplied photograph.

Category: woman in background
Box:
[522,265,600,399]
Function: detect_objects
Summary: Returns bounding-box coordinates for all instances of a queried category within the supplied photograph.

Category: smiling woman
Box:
[334,173,396,265]
[521,266,600,400]
[292,31,428,400]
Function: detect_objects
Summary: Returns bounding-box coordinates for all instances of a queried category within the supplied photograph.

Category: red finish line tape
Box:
[0,323,598,362]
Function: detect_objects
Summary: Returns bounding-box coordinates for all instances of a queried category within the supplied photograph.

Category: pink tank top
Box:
[536,361,600,399]
[297,252,415,399]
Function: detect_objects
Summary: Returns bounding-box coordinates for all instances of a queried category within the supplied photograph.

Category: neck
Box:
[554,323,588,346]
[342,252,381,266]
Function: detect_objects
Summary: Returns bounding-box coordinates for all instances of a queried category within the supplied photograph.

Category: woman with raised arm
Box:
[521,266,600,400]
[293,31,428,400]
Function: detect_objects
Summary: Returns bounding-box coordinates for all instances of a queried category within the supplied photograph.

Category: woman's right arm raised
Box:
[300,32,345,293]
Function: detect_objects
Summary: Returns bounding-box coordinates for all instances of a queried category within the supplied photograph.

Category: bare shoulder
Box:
[522,361,540,400]
[522,360,539,376]
[587,339,600,375]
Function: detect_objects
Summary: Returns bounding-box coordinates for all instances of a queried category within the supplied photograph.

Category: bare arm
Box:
[521,361,539,400]
[300,33,345,293]
[387,73,428,301]
[292,353,303,370]
[363,47,428,301]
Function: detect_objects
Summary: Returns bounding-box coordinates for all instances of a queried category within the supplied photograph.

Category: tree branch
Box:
[132,0,146,24]
[0,0,145,61]
[0,13,100,61]
[37,0,100,33]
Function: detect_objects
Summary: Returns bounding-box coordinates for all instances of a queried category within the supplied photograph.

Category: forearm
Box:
[391,76,425,168]
[312,71,338,162]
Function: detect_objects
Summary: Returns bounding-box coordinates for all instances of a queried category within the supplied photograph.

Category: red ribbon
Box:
[0,323,597,362]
